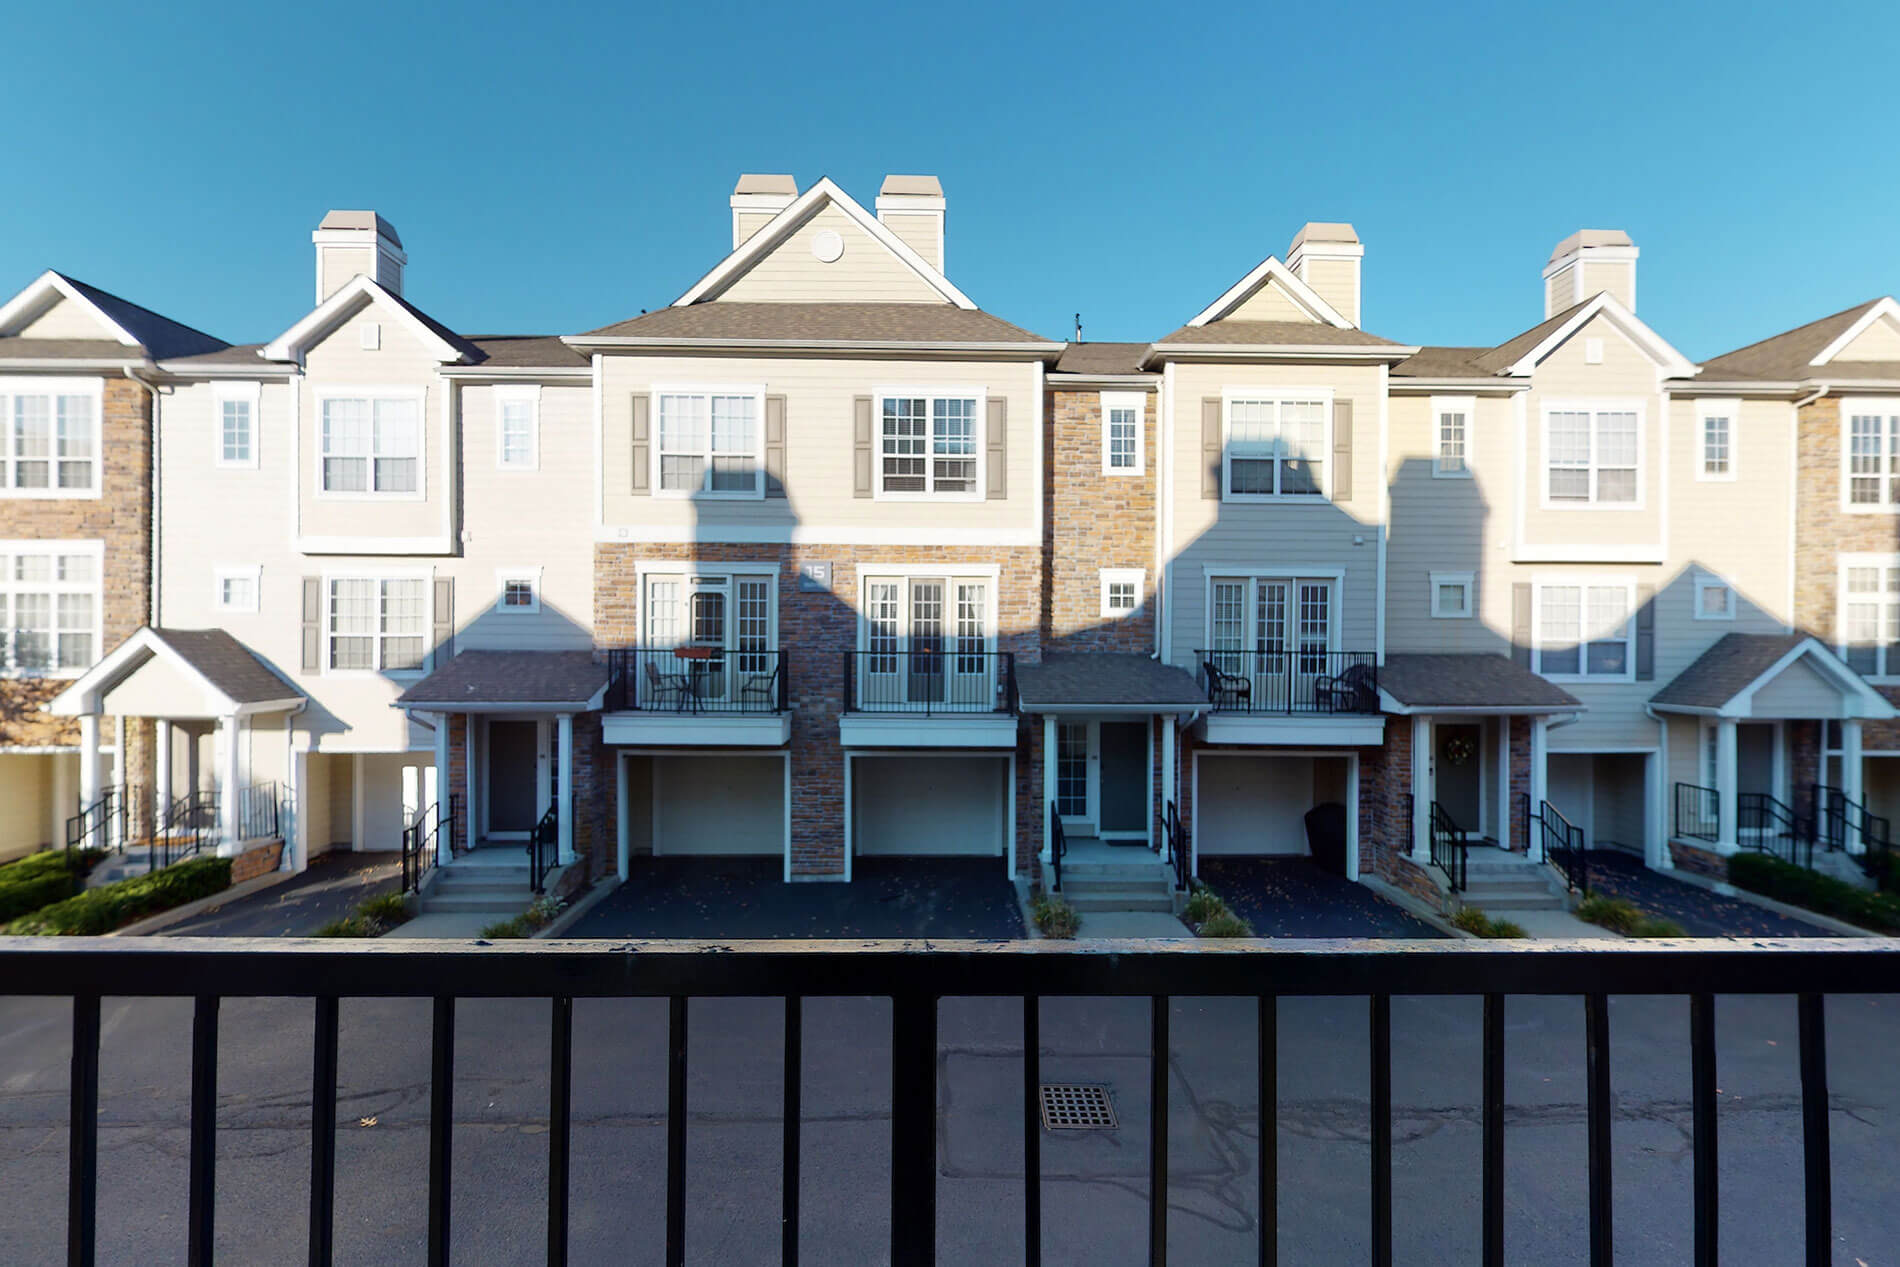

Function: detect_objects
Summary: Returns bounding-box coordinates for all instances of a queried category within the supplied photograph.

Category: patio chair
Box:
[738,665,780,711]
[644,660,692,711]
[1313,662,1376,714]
[1202,657,1252,710]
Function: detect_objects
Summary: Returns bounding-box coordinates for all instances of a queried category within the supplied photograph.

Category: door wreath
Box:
[1443,734,1476,765]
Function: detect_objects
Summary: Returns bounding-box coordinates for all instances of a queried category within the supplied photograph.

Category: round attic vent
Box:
[811,229,844,263]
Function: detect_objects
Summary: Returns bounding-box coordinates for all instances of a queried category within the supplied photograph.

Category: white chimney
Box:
[312,210,405,304]
[875,175,946,273]
[1544,230,1638,316]
[731,174,798,249]
[1287,222,1363,326]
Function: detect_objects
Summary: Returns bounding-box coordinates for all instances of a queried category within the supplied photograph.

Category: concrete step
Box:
[1058,859,1170,878]
[418,894,530,915]
[1057,871,1172,892]
[433,871,532,890]
[1063,889,1177,913]
[1468,892,1570,912]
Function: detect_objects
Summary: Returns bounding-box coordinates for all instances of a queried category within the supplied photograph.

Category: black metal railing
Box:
[63,784,128,860]
[604,647,789,714]
[236,782,282,843]
[11,937,1894,1267]
[1814,783,1895,888]
[402,795,461,896]
[1193,649,1378,715]
[1739,793,1816,870]
[1674,782,1720,843]
[1163,798,1188,891]
[152,790,219,874]
[1428,801,1469,891]
[843,649,1016,716]
[1523,795,1589,895]
[1049,802,1066,894]
[528,805,558,895]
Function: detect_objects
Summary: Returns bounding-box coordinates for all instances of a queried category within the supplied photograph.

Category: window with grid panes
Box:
[0,549,96,672]
[1842,564,1900,676]
[327,578,425,671]
[1701,413,1731,477]
[1225,398,1326,498]
[1846,409,1900,507]
[0,387,97,493]
[220,397,253,465]
[1546,407,1638,504]
[1436,407,1468,475]
[320,397,419,493]
[1535,583,1633,678]
[657,393,760,495]
[1106,405,1138,471]
[880,394,980,495]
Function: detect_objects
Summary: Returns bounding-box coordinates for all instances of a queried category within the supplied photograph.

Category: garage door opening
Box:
[850,755,1011,863]
[620,753,787,860]
[1547,752,1649,858]
[1193,753,1356,877]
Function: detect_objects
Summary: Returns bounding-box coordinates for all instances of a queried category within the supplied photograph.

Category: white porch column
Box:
[1042,714,1056,861]
[154,719,172,836]
[220,714,242,845]
[1528,718,1549,862]
[1843,719,1865,854]
[1160,717,1177,857]
[1410,715,1431,862]
[616,753,631,881]
[77,714,101,809]
[1496,719,1512,853]
[463,714,477,857]
[1715,718,1739,853]
[432,712,451,865]
[556,712,576,864]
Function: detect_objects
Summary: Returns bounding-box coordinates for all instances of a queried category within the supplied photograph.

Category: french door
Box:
[1209,576,1333,710]
[861,575,992,709]
[642,573,773,705]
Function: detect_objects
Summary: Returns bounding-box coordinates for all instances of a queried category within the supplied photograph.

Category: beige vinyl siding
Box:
[1545,267,1574,318]
[1165,361,1383,668]
[1577,259,1633,310]
[599,354,1040,540]
[1836,315,1900,361]
[318,246,378,307]
[717,203,944,304]
[102,655,224,718]
[734,211,778,248]
[1669,396,1793,626]
[1664,715,1702,797]
[1752,658,1849,717]
[878,211,942,272]
[14,295,119,340]
[0,753,62,859]
[297,302,449,543]
[1224,280,1319,324]
[1299,258,1358,323]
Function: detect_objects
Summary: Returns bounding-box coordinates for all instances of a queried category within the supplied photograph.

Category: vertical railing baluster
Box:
[1370,994,1392,1267]
[68,993,100,1267]
[428,997,455,1267]
[1482,994,1505,1267]
[891,994,938,1266]
[1150,995,1169,1267]
[783,996,801,1267]
[1798,993,1831,1267]
[667,996,688,1267]
[548,996,572,1267]
[1258,995,1276,1267]
[1585,993,1612,1267]
[1690,993,1716,1267]
[308,997,338,1267]
[187,996,220,1267]
[1024,995,1041,1267]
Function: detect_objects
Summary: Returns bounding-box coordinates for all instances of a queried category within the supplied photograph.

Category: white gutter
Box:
[562,336,1065,355]
[1795,384,1830,408]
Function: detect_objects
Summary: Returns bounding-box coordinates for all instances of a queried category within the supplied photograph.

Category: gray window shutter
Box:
[432,578,454,669]
[765,395,787,497]
[1201,398,1222,499]
[301,578,322,673]
[630,395,650,494]
[1332,400,1354,503]
[853,396,874,497]
[1635,584,1656,681]
[986,398,1007,499]
[1512,583,1532,669]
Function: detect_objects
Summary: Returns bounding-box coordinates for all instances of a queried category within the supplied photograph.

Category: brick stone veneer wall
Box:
[1668,840,1728,879]
[1043,388,1157,653]
[1359,723,1440,903]
[231,840,284,884]
[1508,717,1531,851]
[439,711,613,881]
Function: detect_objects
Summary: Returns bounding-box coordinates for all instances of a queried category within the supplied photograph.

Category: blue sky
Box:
[4,0,1896,357]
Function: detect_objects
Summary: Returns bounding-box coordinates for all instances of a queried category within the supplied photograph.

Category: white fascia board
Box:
[261,275,470,365]
[672,176,977,310]
[602,713,792,746]
[1375,691,1583,717]
[837,714,1020,748]
[1666,379,1803,395]
[1184,256,1354,329]
[1387,378,1532,395]
[1199,714,1386,746]
[1502,293,1697,379]
[1044,373,1160,389]
[437,366,591,381]
[1724,637,1900,720]
[561,336,1062,357]
[46,627,242,717]
[1145,344,1420,364]
[150,362,297,381]
[0,357,148,372]
[1810,297,1900,366]
[0,270,143,346]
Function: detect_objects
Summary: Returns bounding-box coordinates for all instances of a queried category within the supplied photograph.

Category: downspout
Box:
[1794,384,1829,409]
[125,366,161,627]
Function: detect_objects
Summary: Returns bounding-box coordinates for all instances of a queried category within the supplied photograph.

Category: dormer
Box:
[313,210,407,304]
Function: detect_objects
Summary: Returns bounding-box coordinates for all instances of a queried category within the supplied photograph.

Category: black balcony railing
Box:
[11,937,1895,1267]
[1674,782,1720,843]
[1194,649,1378,715]
[844,649,1016,716]
[605,648,788,714]
[237,781,282,843]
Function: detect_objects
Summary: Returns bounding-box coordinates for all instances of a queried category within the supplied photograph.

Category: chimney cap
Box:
[316,209,402,247]
[733,174,798,197]
[879,174,943,198]
[1290,221,1359,250]
[1548,229,1634,264]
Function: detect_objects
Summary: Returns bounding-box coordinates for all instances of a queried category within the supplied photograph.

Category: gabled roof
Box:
[0,270,227,361]
[1153,320,1406,350]
[1648,633,1897,719]
[261,274,482,365]
[1698,298,1900,383]
[1377,654,1582,714]
[47,627,303,718]
[1184,255,1354,329]
[669,176,976,310]
[569,302,1058,351]
[394,650,609,711]
[1392,293,1696,381]
[460,335,591,369]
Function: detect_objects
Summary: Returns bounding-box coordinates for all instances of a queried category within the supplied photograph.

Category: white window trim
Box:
[1201,571,1344,653]
[1694,398,1738,483]
[854,565,1001,651]
[313,385,428,501]
[649,383,767,501]
[1100,391,1145,477]
[1837,553,1900,680]
[0,376,104,500]
[1538,399,1646,511]
[1839,397,1900,513]
[213,565,262,614]
[872,385,987,502]
[1531,575,1637,683]
[318,567,433,679]
[1220,388,1335,503]
[496,566,543,615]
[1431,396,1476,479]
[633,562,780,646]
[0,538,104,678]
[493,384,540,473]
[1429,571,1475,619]
[1100,568,1146,619]
[212,381,262,471]
[1692,571,1736,622]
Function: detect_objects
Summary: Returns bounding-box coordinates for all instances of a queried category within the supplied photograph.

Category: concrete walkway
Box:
[1075,911,1192,938]
[390,912,499,938]
[1505,909,1621,939]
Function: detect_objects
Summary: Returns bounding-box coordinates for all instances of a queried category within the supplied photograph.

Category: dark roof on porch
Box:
[1648,634,1812,709]
[148,628,302,704]
[1015,654,1207,711]
[394,650,609,709]
[1378,654,1581,711]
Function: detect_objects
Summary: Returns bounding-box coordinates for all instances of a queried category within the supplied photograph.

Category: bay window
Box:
[879,392,980,496]
[656,390,761,496]
[0,380,100,496]
[1544,404,1640,505]
[1534,581,1633,679]
[1225,396,1327,499]
[320,395,421,494]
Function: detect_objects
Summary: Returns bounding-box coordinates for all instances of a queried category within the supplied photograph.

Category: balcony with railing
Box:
[602,647,791,745]
[840,649,1018,747]
[1193,648,1383,742]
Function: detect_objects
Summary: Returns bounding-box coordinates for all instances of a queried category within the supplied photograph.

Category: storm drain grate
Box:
[1039,1084,1118,1130]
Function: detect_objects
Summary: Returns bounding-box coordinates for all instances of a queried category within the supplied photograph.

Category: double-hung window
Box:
[1544,404,1640,505]
[857,572,994,708]
[1697,401,1736,481]
[879,392,981,496]
[495,387,539,471]
[1433,397,1474,477]
[655,390,761,496]
[215,383,260,469]
[327,577,426,672]
[320,395,421,494]
[1224,395,1328,499]
[1841,559,1900,677]
[1534,580,1634,679]
[0,380,100,496]
[1101,391,1143,475]
[0,544,99,673]
[1843,401,1900,509]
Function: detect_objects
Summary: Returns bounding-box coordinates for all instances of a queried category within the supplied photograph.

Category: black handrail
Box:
[1674,782,1720,843]
[1522,794,1588,894]
[1193,649,1379,715]
[1813,783,1895,888]
[237,782,281,842]
[528,805,558,895]
[402,794,461,896]
[154,790,218,874]
[63,784,127,861]
[842,650,1016,716]
[1049,802,1066,894]
[605,648,789,713]
[1163,798,1188,891]
[1428,802,1469,892]
[1739,793,1816,870]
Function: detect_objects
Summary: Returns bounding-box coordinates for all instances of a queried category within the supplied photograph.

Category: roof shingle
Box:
[1378,654,1581,711]
[1152,320,1405,349]
[1648,634,1813,709]
[1015,654,1207,711]
[576,302,1057,346]
[149,628,301,705]
[395,651,609,708]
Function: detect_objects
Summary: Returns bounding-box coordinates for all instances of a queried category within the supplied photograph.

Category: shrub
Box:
[6,856,232,936]
[1197,910,1254,938]
[1486,918,1528,939]
[1453,907,1526,939]
[0,849,108,922]
[314,891,411,938]
[1727,852,1900,934]
[1630,916,1686,938]
[525,895,566,930]
[1183,888,1226,926]
[1576,894,1643,935]
[1031,894,1080,939]
[481,915,533,939]
[314,915,373,938]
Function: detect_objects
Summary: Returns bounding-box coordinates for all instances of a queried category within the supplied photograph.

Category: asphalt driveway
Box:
[565,857,1026,939]
[158,851,400,937]
[1198,857,1448,937]
[1580,851,1834,937]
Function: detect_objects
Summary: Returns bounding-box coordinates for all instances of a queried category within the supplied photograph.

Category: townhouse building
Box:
[19,175,1898,910]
